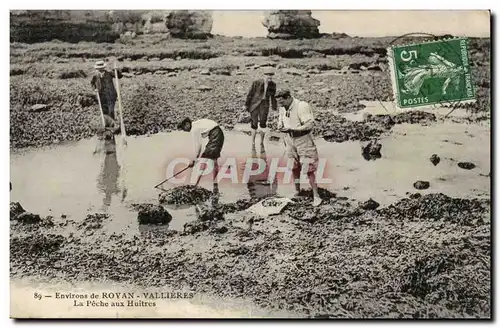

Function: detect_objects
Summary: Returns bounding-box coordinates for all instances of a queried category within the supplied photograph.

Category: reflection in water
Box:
[138,224,170,237]
[96,138,127,212]
[212,180,220,207]
[247,143,278,199]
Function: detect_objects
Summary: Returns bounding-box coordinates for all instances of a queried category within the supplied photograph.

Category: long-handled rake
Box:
[114,62,127,147]
[93,91,106,154]
[154,166,192,191]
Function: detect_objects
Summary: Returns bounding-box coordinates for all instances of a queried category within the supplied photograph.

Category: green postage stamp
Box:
[388,37,476,109]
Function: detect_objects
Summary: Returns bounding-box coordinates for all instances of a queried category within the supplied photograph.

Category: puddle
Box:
[10,124,490,235]
[10,130,308,233]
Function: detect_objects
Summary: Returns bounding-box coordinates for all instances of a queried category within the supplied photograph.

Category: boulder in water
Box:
[458,162,476,170]
[362,139,382,161]
[263,10,320,39]
[430,154,440,166]
[135,204,172,225]
[413,181,430,190]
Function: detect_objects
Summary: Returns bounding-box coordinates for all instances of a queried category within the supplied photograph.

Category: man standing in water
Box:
[91,60,123,127]
[276,90,322,207]
[177,117,225,198]
[245,66,277,152]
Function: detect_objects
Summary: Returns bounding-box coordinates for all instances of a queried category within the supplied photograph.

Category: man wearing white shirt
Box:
[276,90,322,207]
[177,118,225,193]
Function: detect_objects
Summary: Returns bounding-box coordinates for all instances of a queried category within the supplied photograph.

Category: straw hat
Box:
[94,60,107,69]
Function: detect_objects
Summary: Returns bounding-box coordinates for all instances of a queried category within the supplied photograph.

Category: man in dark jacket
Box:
[245,66,277,151]
[91,60,122,126]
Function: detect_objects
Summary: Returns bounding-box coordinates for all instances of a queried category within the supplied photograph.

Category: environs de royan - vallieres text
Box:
[55,292,195,299]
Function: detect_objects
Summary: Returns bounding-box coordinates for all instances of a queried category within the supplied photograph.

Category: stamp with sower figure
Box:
[388,37,476,109]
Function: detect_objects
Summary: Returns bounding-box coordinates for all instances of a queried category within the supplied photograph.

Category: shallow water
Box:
[10,122,490,234]
[10,129,313,233]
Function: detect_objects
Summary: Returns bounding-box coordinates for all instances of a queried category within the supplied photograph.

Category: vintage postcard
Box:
[9,10,491,319]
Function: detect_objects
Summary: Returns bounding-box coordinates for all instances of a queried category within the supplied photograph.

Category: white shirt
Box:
[191,119,218,156]
[278,98,314,130]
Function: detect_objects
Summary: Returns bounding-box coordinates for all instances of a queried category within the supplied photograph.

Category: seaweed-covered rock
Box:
[15,212,41,224]
[361,139,382,161]
[195,204,224,221]
[286,199,363,223]
[430,154,440,166]
[41,215,55,227]
[182,220,211,235]
[10,202,25,220]
[393,111,436,124]
[210,225,228,234]
[135,204,172,225]
[159,185,212,205]
[377,193,490,224]
[360,198,380,210]
[295,187,336,200]
[458,162,476,170]
[414,181,430,190]
[78,213,108,230]
[410,193,422,199]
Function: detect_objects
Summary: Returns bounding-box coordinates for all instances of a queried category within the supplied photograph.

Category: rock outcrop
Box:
[165,11,213,39]
[10,10,212,43]
[107,10,170,35]
[10,10,120,43]
[263,10,320,39]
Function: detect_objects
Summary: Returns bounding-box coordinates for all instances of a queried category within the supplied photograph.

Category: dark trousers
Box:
[250,103,269,130]
[102,99,116,120]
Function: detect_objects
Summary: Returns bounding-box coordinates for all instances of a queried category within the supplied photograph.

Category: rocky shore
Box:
[10,35,490,150]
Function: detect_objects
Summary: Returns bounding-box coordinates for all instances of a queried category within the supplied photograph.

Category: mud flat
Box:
[10,189,490,318]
